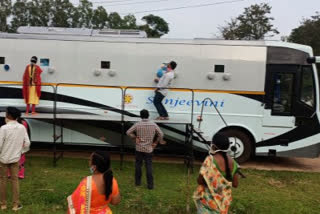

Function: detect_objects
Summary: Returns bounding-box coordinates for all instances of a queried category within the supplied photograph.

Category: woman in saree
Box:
[193,133,239,214]
[67,151,121,214]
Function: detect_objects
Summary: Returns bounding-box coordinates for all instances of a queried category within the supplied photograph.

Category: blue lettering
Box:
[186,100,193,106]
[165,98,174,105]
[174,98,179,107]
[179,100,186,105]
[195,100,203,106]
[210,101,218,107]
[146,97,225,108]
[146,96,154,104]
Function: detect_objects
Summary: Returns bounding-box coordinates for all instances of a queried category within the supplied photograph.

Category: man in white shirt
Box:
[0,107,30,211]
[153,61,177,120]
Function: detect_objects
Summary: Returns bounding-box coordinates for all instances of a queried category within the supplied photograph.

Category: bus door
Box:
[261,64,319,152]
[263,64,298,130]
[292,65,316,125]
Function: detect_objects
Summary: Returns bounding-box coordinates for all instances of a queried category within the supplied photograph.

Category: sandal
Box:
[159,117,169,120]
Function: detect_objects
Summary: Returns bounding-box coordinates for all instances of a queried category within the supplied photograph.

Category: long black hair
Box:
[212,133,232,182]
[91,151,113,200]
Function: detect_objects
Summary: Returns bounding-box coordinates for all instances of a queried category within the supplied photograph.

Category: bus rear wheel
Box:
[220,129,253,163]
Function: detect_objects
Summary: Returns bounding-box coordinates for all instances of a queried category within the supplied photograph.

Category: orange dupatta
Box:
[67,176,92,214]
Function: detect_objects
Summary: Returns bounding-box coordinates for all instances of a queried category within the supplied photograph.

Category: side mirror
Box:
[307,56,320,64]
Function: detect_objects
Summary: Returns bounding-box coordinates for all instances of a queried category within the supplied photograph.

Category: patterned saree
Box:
[193,155,238,214]
[67,176,113,214]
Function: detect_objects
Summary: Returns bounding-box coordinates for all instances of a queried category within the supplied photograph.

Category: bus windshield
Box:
[300,66,315,108]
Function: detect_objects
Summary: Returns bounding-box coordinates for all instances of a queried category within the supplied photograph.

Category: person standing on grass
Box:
[8,116,29,179]
[153,61,177,120]
[0,107,30,211]
[126,109,164,189]
[67,151,121,214]
[193,133,239,214]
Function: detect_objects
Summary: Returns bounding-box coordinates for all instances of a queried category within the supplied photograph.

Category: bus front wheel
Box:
[221,129,253,163]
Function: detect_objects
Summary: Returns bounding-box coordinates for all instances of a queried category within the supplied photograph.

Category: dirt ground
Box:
[28,150,320,173]
[242,156,320,173]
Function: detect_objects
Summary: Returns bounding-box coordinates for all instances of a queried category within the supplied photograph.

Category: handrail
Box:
[198,97,228,129]
[0,83,197,167]
[56,83,124,115]
[123,86,195,125]
[0,83,56,107]
[197,97,242,161]
[0,83,58,165]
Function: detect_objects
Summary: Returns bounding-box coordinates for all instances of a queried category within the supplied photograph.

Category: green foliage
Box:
[27,0,51,27]
[122,15,137,29]
[220,3,279,40]
[289,12,320,56]
[10,0,29,33]
[0,0,169,37]
[92,6,108,29]
[140,14,169,38]
[108,12,123,29]
[0,0,11,32]
[77,0,93,28]
[50,0,74,28]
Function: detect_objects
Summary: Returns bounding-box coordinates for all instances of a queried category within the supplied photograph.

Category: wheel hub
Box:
[227,137,245,159]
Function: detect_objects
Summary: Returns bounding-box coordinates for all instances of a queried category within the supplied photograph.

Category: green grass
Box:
[1,156,320,214]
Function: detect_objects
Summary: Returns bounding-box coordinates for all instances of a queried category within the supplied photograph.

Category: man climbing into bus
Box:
[153,61,177,120]
[22,56,43,115]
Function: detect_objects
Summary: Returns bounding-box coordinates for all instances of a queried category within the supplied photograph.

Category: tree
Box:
[5,0,170,37]
[219,18,238,40]
[139,14,169,38]
[289,12,320,56]
[77,0,93,28]
[92,6,108,29]
[122,15,137,29]
[220,3,279,40]
[108,12,123,29]
[51,0,75,28]
[0,0,11,32]
[27,0,51,27]
[10,0,29,32]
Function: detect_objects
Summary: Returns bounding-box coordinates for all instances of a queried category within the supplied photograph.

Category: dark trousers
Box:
[153,91,168,117]
[135,151,153,189]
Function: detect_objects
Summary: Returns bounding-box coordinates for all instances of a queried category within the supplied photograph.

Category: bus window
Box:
[300,66,315,108]
[272,73,294,115]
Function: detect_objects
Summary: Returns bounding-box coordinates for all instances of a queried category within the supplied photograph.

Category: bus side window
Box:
[300,66,315,108]
[272,73,294,115]
[0,57,5,64]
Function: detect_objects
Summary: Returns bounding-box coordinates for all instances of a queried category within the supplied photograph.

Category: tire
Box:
[220,129,253,163]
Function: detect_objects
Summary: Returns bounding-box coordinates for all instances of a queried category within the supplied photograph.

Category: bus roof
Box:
[0,32,313,54]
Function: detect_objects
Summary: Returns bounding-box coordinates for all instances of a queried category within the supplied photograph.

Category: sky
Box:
[72,0,319,39]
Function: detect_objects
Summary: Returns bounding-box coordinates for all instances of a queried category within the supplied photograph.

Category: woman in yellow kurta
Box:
[22,56,42,115]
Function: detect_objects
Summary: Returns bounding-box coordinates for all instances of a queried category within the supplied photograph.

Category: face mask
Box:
[209,143,226,155]
[89,166,95,174]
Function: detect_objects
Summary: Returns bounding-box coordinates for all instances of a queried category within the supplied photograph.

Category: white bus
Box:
[0,27,319,163]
